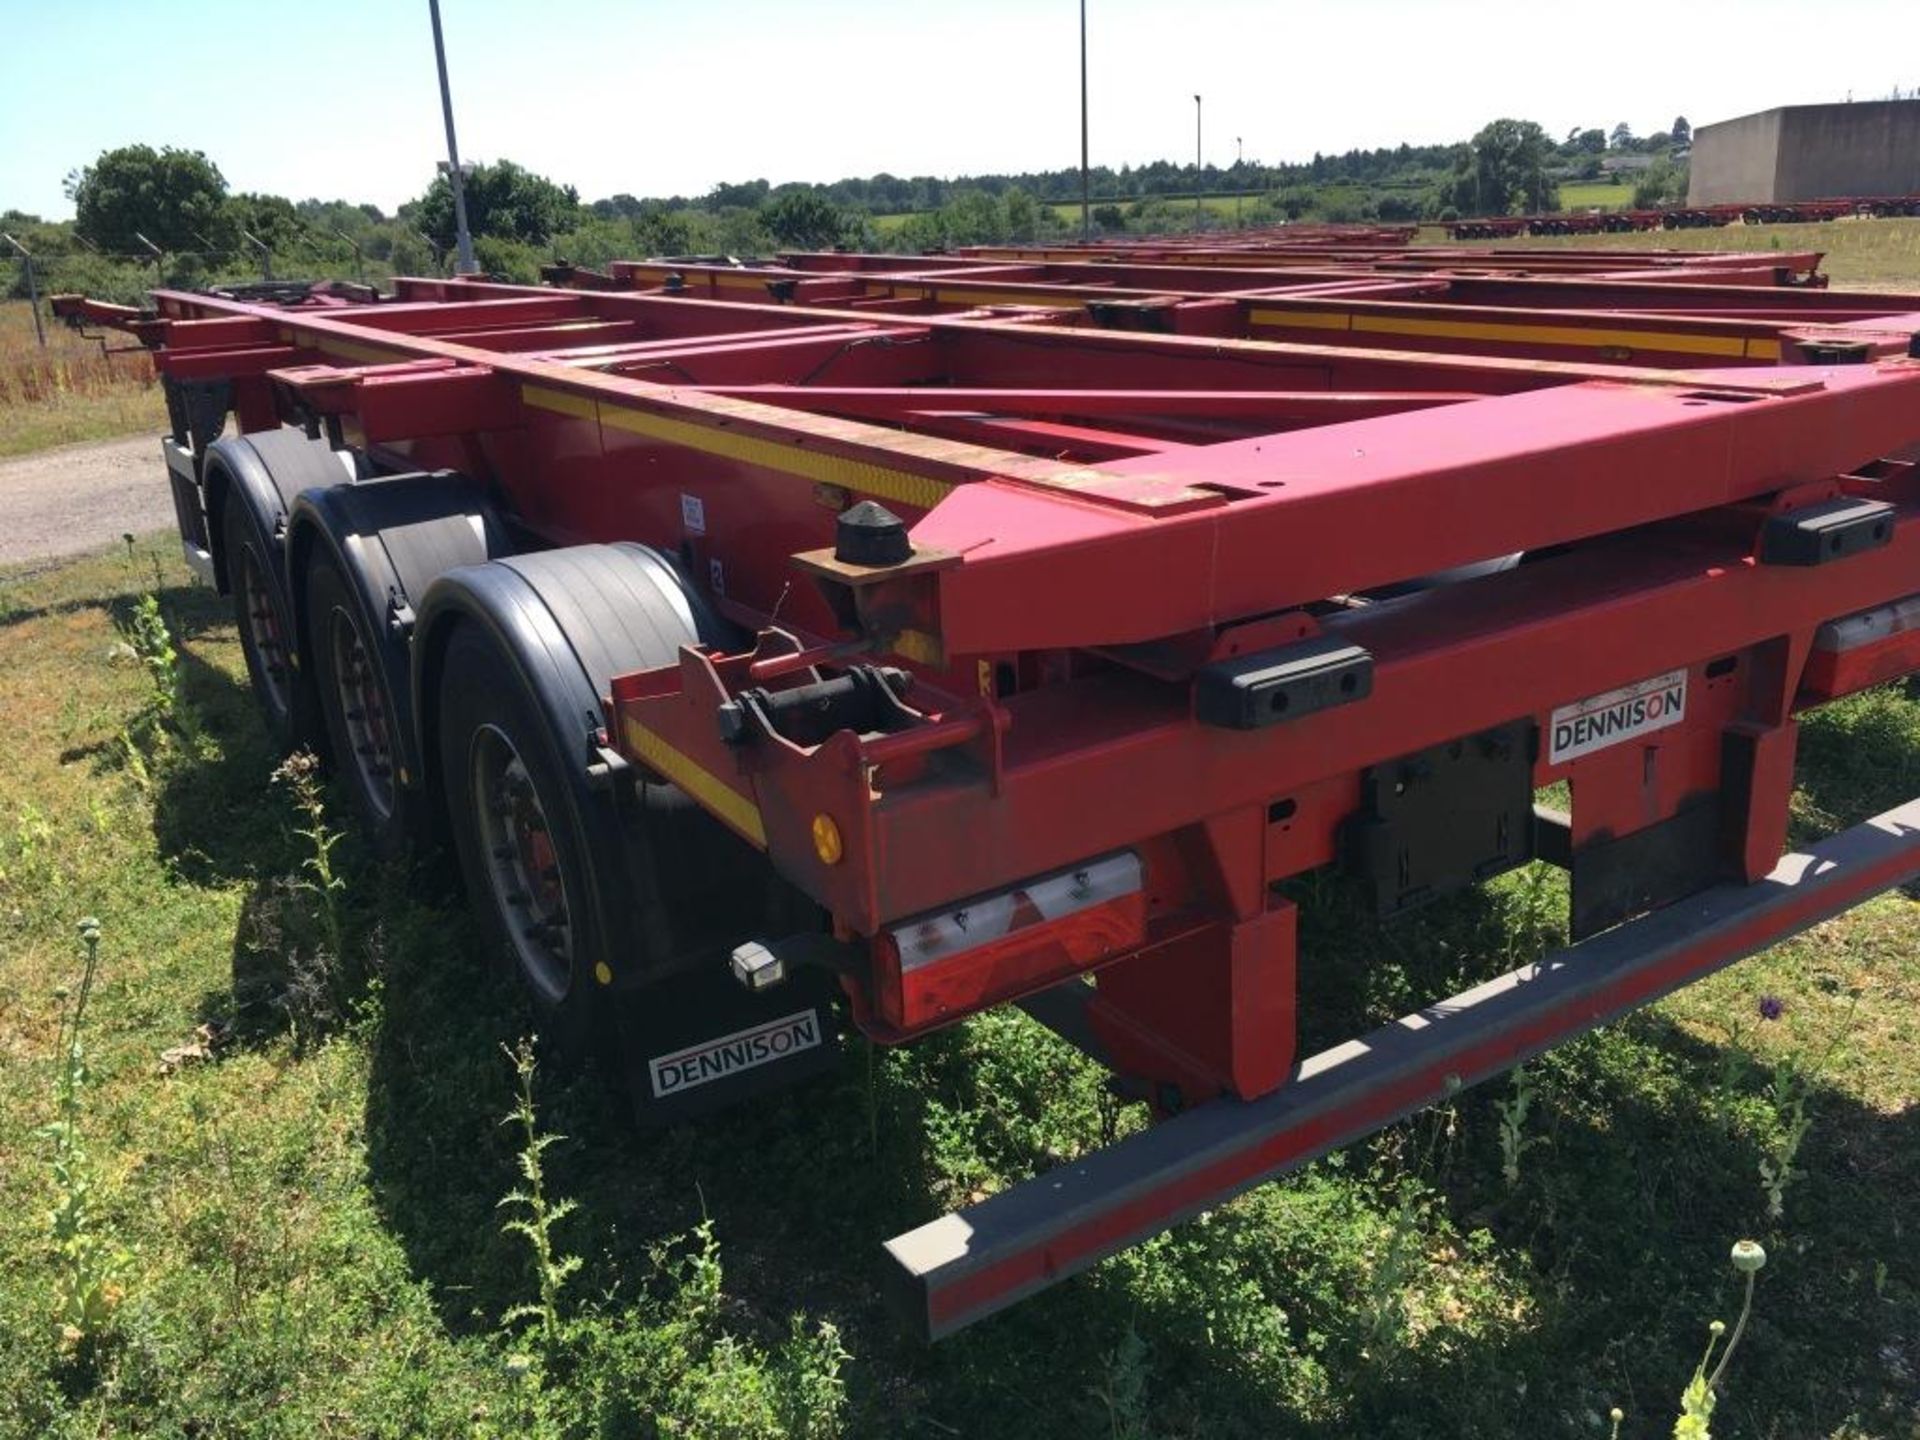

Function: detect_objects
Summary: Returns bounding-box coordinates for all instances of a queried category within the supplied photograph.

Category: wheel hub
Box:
[472,726,573,997]
[328,607,395,819]
[238,546,290,715]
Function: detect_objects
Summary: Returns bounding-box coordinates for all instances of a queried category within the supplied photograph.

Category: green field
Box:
[1557,179,1637,211]
[2,530,1917,1436]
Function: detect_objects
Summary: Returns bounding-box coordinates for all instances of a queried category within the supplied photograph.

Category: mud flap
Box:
[615,965,842,1126]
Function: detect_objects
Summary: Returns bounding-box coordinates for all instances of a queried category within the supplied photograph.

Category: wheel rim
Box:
[471,724,572,998]
[327,605,395,821]
[236,543,291,718]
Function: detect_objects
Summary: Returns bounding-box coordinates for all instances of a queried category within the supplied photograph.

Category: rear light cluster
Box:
[874,853,1146,1032]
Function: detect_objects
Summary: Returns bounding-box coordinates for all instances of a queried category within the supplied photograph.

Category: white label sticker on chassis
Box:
[648,1010,823,1097]
[1548,668,1688,765]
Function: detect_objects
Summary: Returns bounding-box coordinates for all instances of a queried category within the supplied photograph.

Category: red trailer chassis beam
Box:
[508,263,1920,369]
[886,796,1920,1340]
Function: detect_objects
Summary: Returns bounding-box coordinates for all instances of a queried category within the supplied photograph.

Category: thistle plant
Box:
[1757,1060,1812,1221]
[114,534,183,729]
[1673,1240,1767,1439]
[36,917,129,1351]
[499,1039,581,1351]
[120,591,178,718]
[274,752,348,965]
[1495,1063,1542,1188]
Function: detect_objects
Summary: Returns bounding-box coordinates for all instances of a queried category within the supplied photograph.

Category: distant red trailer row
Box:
[1449,193,1920,239]
[51,231,1920,1338]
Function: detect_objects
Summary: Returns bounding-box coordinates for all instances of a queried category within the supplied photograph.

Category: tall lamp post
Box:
[1193,94,1203,233]
[1079,0,1090,242]
[428,0,478,275]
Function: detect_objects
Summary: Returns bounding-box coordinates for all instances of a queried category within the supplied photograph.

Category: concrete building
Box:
[1688,100,1920,205]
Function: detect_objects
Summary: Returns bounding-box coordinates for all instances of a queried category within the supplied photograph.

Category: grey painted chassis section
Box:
[886,798,1920,1340]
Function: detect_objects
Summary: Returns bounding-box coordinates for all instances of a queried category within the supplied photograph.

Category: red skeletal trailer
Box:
[52,231,1920,1338]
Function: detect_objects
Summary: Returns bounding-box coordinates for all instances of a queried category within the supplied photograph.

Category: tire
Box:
[306,549,413,857]
[223,494,307,752]
[437,622,609,1050]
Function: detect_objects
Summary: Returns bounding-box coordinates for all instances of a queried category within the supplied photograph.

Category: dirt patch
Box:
[0,433,171,565]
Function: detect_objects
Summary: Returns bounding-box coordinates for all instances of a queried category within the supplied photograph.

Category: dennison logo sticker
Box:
[648,1010,822,1097]
[1549,669,1688,765]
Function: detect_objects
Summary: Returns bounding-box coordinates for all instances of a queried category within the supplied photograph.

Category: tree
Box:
[1671,115,1692,146]
[67,144,228,254]
[1633,157,1690,209]
[1439,119,1558,216]
[1571,128,1607,154]
[1609,122,1635,150]
[705,179,771,211]
[761,189,846,248]
[416,159,578,248]
[225,192,301,253]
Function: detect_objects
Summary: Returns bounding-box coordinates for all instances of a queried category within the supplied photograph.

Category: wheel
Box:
[306,549,412,856]
[223,494,305,752]
[437,622,606,1048]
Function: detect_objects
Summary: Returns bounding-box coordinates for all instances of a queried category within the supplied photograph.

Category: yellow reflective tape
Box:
[289,328,408,365]
[1347,313,1752,358]
[621,716,767,847]
[1247,308,1353,331]
[525,383,953,512]
[523,384,597,420]
[1250,308,1787,362]
[934,288,1069,308]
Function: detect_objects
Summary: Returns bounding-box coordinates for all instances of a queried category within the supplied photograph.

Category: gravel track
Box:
[0,434,173,567]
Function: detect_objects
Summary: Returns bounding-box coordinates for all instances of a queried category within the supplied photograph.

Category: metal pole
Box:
[241,228,272,281]
[1079,0,1090,243]
[331,227,368,283]
[428,0,478,275]
[134,231,164,288]
[3,235,45,347]
[411,228,445,276]
[1235,136,1243,229]
[1193,94,1203,233]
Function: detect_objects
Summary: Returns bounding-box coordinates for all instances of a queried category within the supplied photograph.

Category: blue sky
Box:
[3,0,1913,219]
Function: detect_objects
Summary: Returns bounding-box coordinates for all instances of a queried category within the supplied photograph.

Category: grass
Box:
[1458,216,1920,291]
[1,531,1917,1436]
[0,302,164,458]
[1558,179,1638,212]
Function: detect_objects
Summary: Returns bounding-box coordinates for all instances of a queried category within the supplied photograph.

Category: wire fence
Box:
[4,239,457,345]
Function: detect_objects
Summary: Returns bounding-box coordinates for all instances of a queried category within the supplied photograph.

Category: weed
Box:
[1501,860,1563,964]
[1757,1059,1813,1221]
[34,917,129,1355]
[1495,1063,1543,1188]
[118,591,177,715]
[272,750,348,970]
[1673,1241,1767,1439]
[1090,1324,1155,1440]
[497,1038,582,1352]
[1363,1178,1425,1357]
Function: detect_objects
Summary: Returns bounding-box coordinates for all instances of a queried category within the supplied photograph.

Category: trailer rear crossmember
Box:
[889,797,1920,1340]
